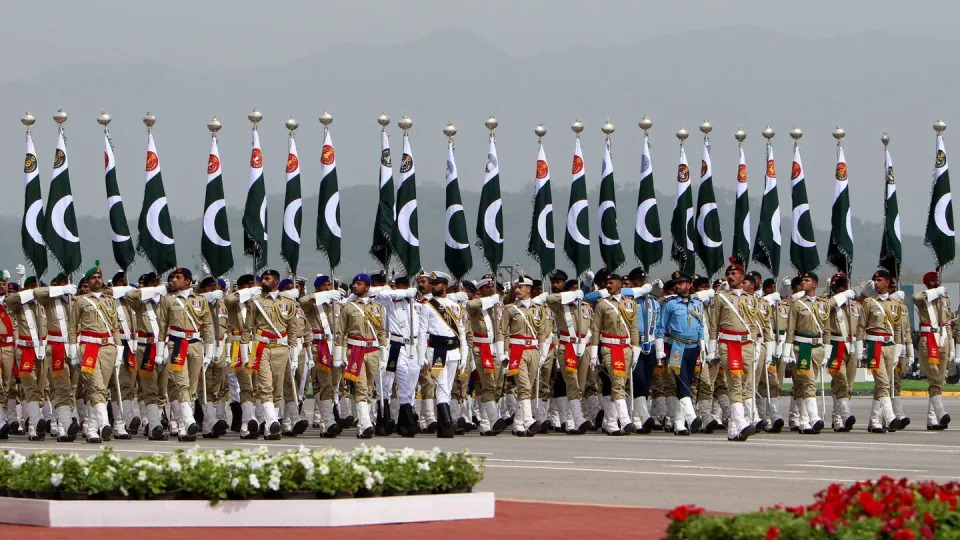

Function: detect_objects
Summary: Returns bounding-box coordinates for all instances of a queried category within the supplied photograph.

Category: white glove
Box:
[314,290,344,304]
[202,290,225,304]
[953,343,960,365]
[891,290,905,302]
[50,284,78,298]
[762,292,781,306]
[66,343,77,360]
[332,345,344,368]
[214,341,224,363]
[781,344,795,364]
[693,289,715,303]
[589,345,599,367]
[650,279,664,297]
[479,295,501,310]
[418,341,430,367]
[860,280,876,298]
[791,291,804,300]
[155,343,168,366]
[15,264,25,277]
[906,343,915,363]
[237,287,259,303]
[538,353,548,368]
[279,289,300,300]
[236,342,248,368]
[111,285,133,299]
[559,290,584,304]
[706,340,717,361]
[203,343,215,368]
[632,284,653,297]
[655,338,666,360]
[764,341,775,366]
[306,352,316,370]
[447,292,469,304]
[631,346,641,368]
[753,344,762,363]
[532,292,548,306]
[115,354,123,368]
[400,288,417,300]
[496,341,508,366]
[853,340,864,359]
[1,270,9,280]
[140,285,168,300]
[843,289,857,301]
[289,352,299,373]
[379,346,388,373]
[823,344,833,364]
[893,344,903,366]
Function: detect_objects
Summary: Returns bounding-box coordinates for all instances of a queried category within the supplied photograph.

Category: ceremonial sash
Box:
[865,331,893,372]
[169,334,190,373]
[48,330,66,378]
[718,328,750,378]
[826,340,846,376]
[0,306,13,349]
[344,335,377,382]
[600,332,629,378]
[473,332,496,375]
[252,329,286,372]
[314,338,332,372]
[507,334,536,376]
[80,330,111,374]
[795,343,814,377]
[16,338,36,376]
[386,340,400,373]
[137,331,158,374]
[145,301,162,365]
[921,331,941,366]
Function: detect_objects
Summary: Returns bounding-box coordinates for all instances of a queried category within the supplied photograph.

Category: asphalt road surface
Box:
[4,396,959,513]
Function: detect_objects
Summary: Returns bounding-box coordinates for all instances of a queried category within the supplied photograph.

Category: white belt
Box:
[509,337,538,347]
[119,333,133,342]
[472,335,494,345]
[829,336,852,344]
[347,337,377,348]
[864,334,893,344]
[46,335,67,343]
[793,335,823,345]
[920,325,943,332]
[389,334,412,345]
[255,334,288,346]
[168,329,200,340]
[137,337,159,345]
[718,332,752,343]
[16,339,41,348]
[225,335,243,343]
[79,335,115,346]
[599,336,630,346]
[311,330,333,342]
[559,333,587,344]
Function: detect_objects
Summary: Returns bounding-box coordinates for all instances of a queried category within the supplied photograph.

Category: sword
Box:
[299,346,312,401]
[114,360,125,421]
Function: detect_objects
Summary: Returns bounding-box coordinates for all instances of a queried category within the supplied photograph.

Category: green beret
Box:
[23,276,37,288]
[800,271,819,282]
[52,272,66,283]
[84,259,102,280]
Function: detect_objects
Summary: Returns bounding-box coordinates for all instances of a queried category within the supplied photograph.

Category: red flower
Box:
[918,484,936,501]
[921,525,935,540]
[765,526,780,540]
[894,529,916,540]
[858,491,884,517]
[937,490,958,510]
[924,511,936,530]
[666,504,704,522]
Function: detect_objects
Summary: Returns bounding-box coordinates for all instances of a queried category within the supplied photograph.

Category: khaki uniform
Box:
[466,296,504,405]
[37,290,73,410]
[827,298,862,401]
[501,300,551,403]
[300,294,340,404]
[773,298,791,399]
[335,298,387,405]
[5,290,48,405]
[207,301,229,404]
[589,295,639,402]
[546,294,592,402]
[158,291,214,407]
[858,295,903,399]
[785,296,829,400]
[112,294,138,405]
[912,290,951,395]
[0,302,17,421]
[223,290,256,405]
[69,293,121,407]
[709,290,758,404]
[246,292,299,408]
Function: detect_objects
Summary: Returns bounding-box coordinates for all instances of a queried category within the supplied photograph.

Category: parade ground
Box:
[2,397,958,518]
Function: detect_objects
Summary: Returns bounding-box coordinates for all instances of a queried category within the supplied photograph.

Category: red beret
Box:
[923,271,939,284]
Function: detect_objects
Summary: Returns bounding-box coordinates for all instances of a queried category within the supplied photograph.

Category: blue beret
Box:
[278,278,293,290]
[352,273,371,285]
[217,278,227,288]
[314,274,330,288]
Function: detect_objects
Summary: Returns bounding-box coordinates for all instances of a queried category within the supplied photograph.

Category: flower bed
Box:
[666,477,960,539]
[0,446,484,504]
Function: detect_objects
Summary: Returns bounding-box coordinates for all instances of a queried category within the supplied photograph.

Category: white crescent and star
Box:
[258,200,268,241]
[598,200,620,246]
[771,208,782,246]
[146,197,175,245]
[324,193,341,238]
[791,203,816,248]
[934,193,955,237]
[24,200,44,245]
[107,195,131,242]
[566,200,590,246]
[483,200,503,244]
[203,199,231,247]
[397,200,419,247]
[696,203,722,248]
[444,204,470,250]
[635,198,661,243]
[683,208,695,250]
[537,204,555,249]
[283,200,302,244]
[51,196,80,243]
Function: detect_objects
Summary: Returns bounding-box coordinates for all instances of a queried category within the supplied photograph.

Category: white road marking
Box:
[486,459,574,464]
[575,456,691,463]
[668,465,806,474]
[485,464,856,483]
[809,459,847,463]
[796,464,927,473]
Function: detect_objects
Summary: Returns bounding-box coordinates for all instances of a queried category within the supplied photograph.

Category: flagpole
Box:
[535,123,548,283]
[934,119,948,283]
[378,113,391,278]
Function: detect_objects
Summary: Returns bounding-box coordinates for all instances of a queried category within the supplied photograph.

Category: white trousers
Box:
[392,345,420,406]
[433,357,460,405]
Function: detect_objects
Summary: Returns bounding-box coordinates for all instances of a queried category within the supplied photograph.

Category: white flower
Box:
[364,476,375,490]
[166,458,182,473]
[249,474,260,489]
[50,473,63,487]
[230,478,239,489]
[138,470,147,482]
[10,454,26,469]
[267,468,281,491]
[373,471,384,484]
[417,462,430,472]
[318,464,330,476]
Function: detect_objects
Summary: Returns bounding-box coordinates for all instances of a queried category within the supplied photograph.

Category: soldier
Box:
[336,273,387,439]
[756,278,786,433]
[0,271,15,438]
[859,269,904,433]
[107,271,139,439]
[125,273,169,440]
[37,273,80,442]
[195,276,228,438]
[751,276,780,432]
[300,275,344,437]
[417,271,467,438]
[499,275,552,437]
[69,262,121,443]
[546,276,597,434]
[277,278,307,437]
[914,271,954,430]
[413,274,439,432]
[708,260,757,441]
[655,271,705,435]
[465,274,505,435]
[589,273,640,436]
[222,274,262,439]
[825,273,862,431]
[781,271,836,434]
[158,267,215,441]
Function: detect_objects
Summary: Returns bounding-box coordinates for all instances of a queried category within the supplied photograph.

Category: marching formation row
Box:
[0,253,953,444]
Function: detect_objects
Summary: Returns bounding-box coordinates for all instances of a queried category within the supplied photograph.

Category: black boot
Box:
[399,404,418,438]
[230,402,242,432]
[383,399,395,435]
[437,404,455,439]
[194,398,204,426]
[375,402,387,437]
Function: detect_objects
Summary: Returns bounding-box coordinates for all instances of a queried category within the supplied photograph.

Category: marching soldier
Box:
[708,260,757,441]
[157,267,214,441]
[336,273,387,439]
[914,271,954,430]
[417,271,467,438]
[69,262,121,443]
[546,277,596,434]
[0,271,15,438]
[368,275,420,436]
[108,271,139,439]
[222,274,261,439]
[465,274,505,435]
[37,273,80,442]
[277,278,307,437]
[500,275,552,436]
[859,269,904,433]
[413,274,439,432]
[125,273,168,440]
[655,271,705,435]
[196,276,228,438]
[825,273,861,431]
[589,272,640,436]
[300,275,345,437]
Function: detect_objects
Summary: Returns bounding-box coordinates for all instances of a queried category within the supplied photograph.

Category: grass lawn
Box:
[780,380,960,393]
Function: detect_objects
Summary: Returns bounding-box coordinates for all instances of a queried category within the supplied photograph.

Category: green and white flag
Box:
[564,137,590,276]
[476,136,504,272]
[201,133,233,277]
[730,145,751,266]
[878,146,901,278]
[925,133,955,268]
[242,128,267,270]
[527,142,555,276]
[103,131,135,270]
[598,139,625,272]
[316,128,342,271]
[369,130,394,269]
[669,144,695,274]
[444,140,472,279]
[281,132,303,274]
[392,132,420,274]
[753,142,781,275]
[137,130,176,273]
[20,132,47,276]
[789,143,819,273]
[827,144,853,274]
[694,139,723,277]
[633,135,663,271]
[44,128,82,275]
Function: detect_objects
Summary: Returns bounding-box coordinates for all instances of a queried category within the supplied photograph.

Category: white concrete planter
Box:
[0,491,495,527]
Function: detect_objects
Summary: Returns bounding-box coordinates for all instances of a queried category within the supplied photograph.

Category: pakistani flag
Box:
[444,141,472,279]
[878,146,902,278]
[242,128,267,270]
[564,137,590,276]
[527,142,555,276]
[476,136,504,272]
[137,130,176,273]
[598,139,625,272]
[925,133,955,267]
[753,142,781,275]
[694,139,723,277]
[731,146,751,266]
[670,144,695,274]
[634,135,662,271]
[369,130,394,268]
[789,143,819,273]
[827,144,854,274]
[281,133,303,274]
[21,132,47,276]
[44,128,82,275]
[392,132,420,274]
[316,128,341,271]
[201,134,233,277]
[103,132,135,270]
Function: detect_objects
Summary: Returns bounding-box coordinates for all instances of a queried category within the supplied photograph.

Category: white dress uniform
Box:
[417,277,467,438]
[371,287,420,408]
